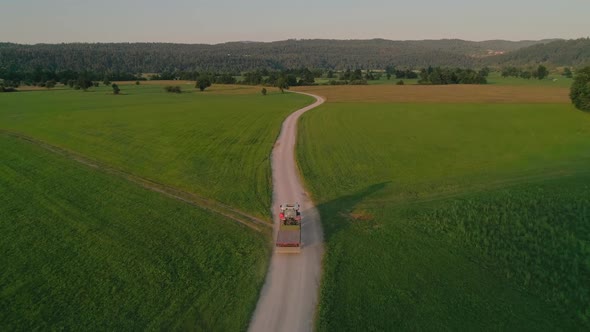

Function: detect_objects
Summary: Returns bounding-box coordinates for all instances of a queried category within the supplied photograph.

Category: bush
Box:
[165,86,182,93]
[570,66,590,111]
[196,76,212,91]
[349,79,368,85]
[328,80,349,85]
[136,81,140,85]
[111,83,120,95]
[396,80,405,85]
[0,85,18,93]
[261,88,267,96]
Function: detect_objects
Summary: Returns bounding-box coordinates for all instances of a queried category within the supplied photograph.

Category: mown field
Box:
[0,84,313,217]
[297,86,590,329]
[0,134,269,331]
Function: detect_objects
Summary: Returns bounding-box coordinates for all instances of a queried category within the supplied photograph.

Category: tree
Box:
[479,67,490,77]
[300,68,315,85]
[385,65,395,78]
[563,67,573,78]
[196,76,212,91]
[340,69,351,80]
[243,71,263,85]
[103,77,111,86]
[261,88,267,96]
[276,77,288,93]
[216,73,236,84]
[76,74,93,91]
[520,71,532,79]
[536,65,549,80]
[285,74,298,87]
[165,86,182,93]
[570,66,590,111]
[352,69,363,80]
[112,83,120,95]
[45,80,56,89]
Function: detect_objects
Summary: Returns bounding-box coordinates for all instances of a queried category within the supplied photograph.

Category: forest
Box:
[2,38,589,90]
[0,38,577,74]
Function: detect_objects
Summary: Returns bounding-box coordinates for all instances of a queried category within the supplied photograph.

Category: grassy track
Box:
[0,134,269,330]
[297,101,590,329]
[0,84,313,217]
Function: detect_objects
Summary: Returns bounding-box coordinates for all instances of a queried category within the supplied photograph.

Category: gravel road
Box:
[248,92,325,332]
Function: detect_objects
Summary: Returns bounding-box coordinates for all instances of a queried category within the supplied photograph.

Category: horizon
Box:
[0,37,580,46]
[1,0,589,44]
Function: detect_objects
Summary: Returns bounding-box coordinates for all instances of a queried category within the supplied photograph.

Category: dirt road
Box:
[248,92,325,332]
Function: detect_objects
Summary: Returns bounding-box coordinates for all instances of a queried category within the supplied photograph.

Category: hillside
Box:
[488,38,590,67]
[0,39,554,73]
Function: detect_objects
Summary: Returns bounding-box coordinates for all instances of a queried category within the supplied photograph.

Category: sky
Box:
[1,0,589,44]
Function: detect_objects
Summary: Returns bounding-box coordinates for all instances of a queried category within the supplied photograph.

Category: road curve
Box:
[248,92,326,332]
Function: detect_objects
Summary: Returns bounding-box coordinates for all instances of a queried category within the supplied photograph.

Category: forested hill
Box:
[0,39,557,73]
[486,38,590,67]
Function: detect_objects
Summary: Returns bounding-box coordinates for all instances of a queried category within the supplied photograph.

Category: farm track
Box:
[0,129,270,232]
[249,92,326,332]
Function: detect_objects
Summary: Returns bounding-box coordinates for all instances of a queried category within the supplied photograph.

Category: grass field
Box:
[0,134,269,331]
[294,84,569,104]
[0,84,313,217]
[297,92,590,329]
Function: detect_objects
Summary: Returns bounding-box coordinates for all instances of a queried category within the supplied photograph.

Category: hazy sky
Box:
[1,0,588,44]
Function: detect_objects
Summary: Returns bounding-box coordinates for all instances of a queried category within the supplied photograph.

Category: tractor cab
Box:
[279,203,301,225]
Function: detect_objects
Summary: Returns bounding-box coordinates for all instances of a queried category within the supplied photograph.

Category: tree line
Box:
[501,65,549,79]
[417,67,489,85]
[0,68,143,89]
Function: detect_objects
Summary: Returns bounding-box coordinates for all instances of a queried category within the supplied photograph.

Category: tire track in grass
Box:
[0,129,270,232]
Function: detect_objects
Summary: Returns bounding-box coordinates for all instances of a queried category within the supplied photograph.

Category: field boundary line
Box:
[1,129,270,232]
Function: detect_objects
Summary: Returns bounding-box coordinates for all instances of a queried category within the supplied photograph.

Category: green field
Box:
[0,134,269,330]
[0,84,313,217]
[297,101,590,329]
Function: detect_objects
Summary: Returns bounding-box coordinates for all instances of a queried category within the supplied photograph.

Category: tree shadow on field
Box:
[315,182,390,242]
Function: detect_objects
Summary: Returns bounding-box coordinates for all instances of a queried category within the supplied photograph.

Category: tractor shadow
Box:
[304,182,390,244]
